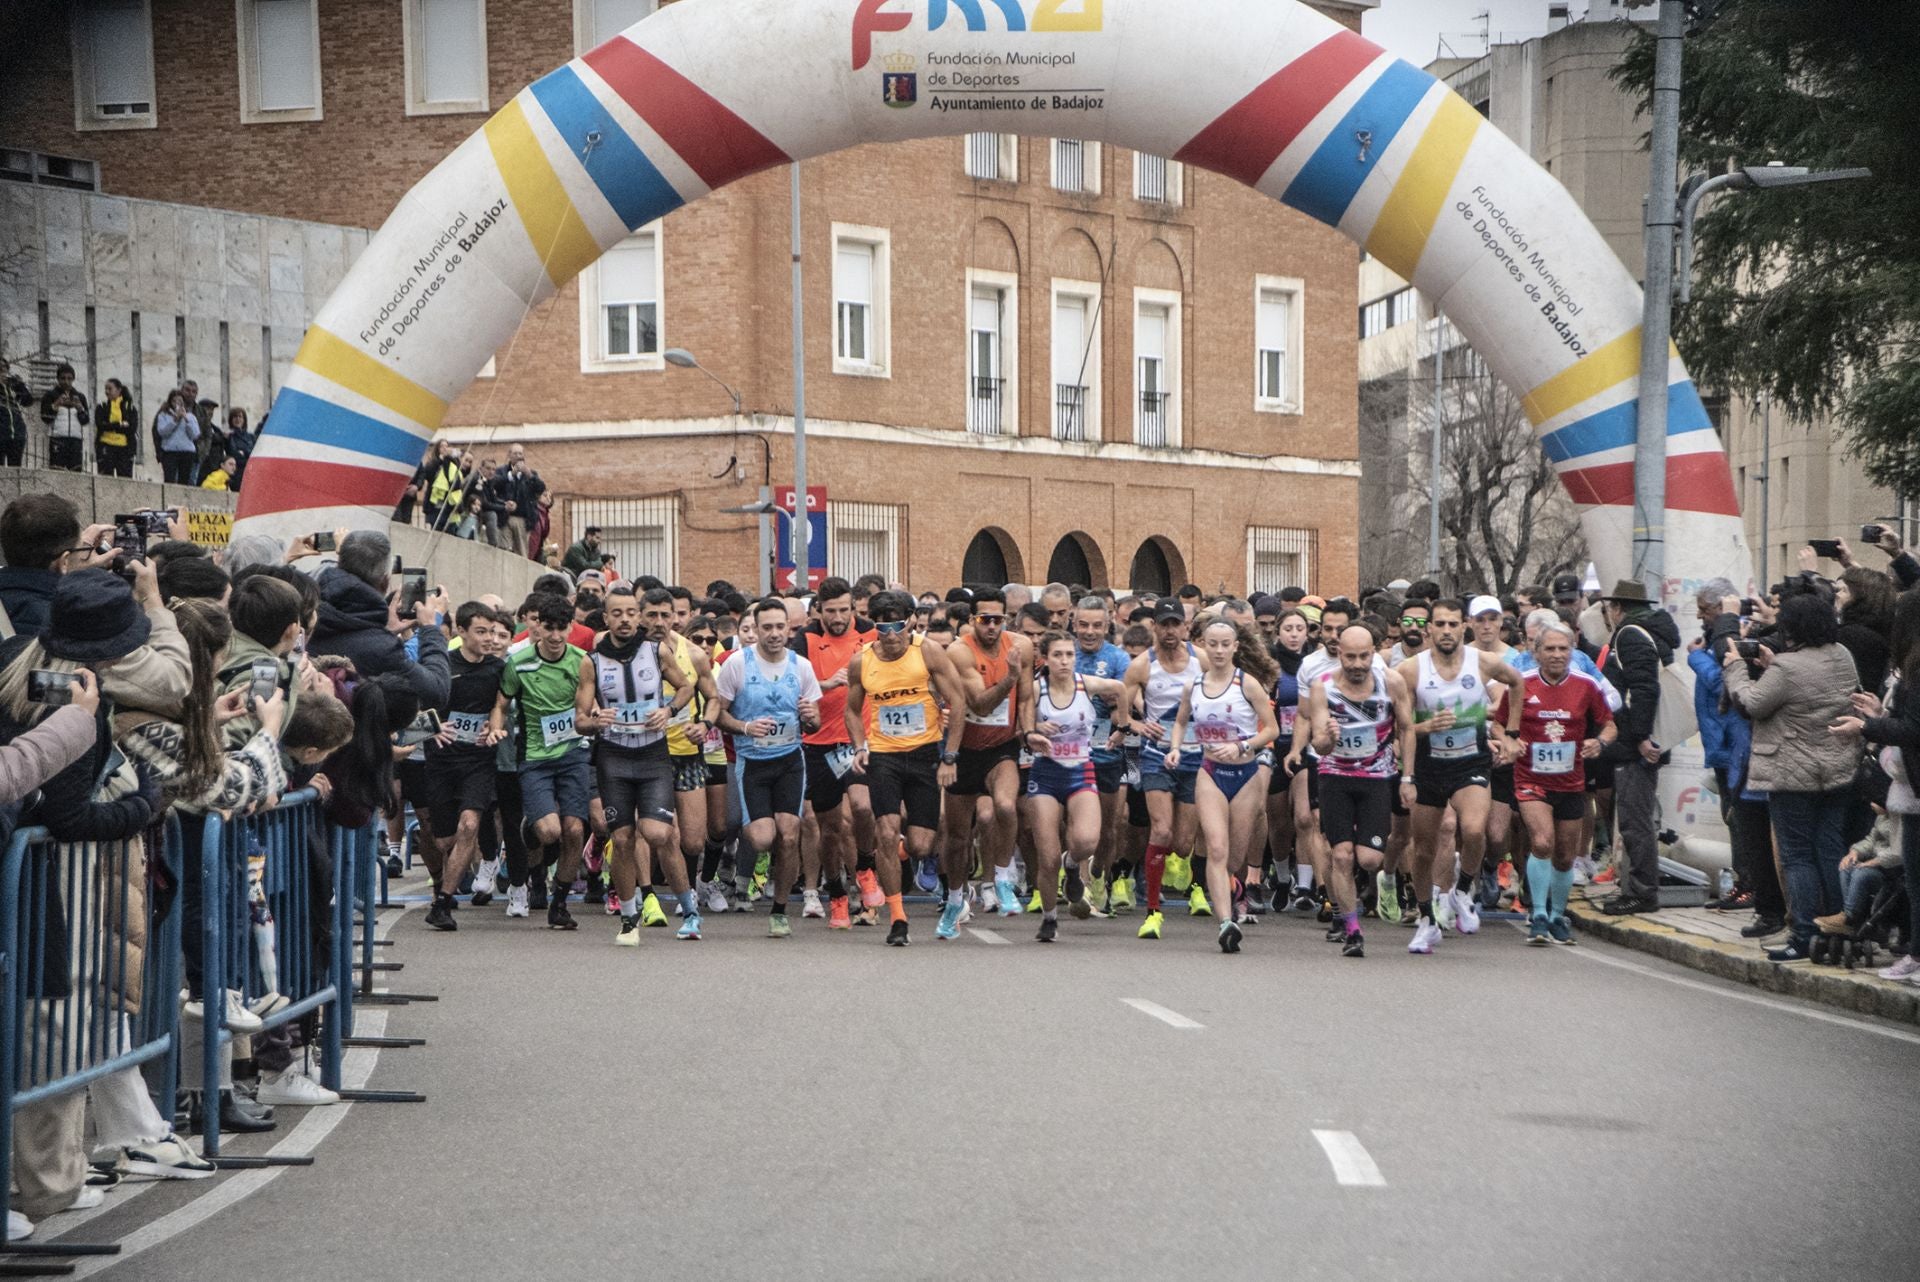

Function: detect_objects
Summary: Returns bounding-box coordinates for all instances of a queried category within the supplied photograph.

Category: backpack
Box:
[1617,624,1697,751]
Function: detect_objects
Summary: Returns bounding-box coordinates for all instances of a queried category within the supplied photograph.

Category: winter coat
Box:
[1602,606,1680,750]
[0,374,30,448]
[308,567,450,707]
[0,704,96,801]
[1688,612,1743,770]
[0,567,60,639]
[1862,673,1920,796]
[93,395,137,451]
[1723,643,1861,794]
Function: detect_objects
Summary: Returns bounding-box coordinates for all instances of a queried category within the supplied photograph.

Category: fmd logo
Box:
[853,0,1103,70]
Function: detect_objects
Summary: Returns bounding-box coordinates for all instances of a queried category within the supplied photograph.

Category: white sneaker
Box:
[801,889,825,919]
[1408,920,1441,954]
[475,857,502,890]
[957,900,973,927]
[123,1133,215,1180]
[248,991,290,1020]
[1433,890,1455,932]
[1453,889,1481,935]
[62,1186,105,1212]
[256,1068,340,1107]
[979,884,1000,914]
[1571,855,1594,886]
[704,882,730,914]
[6,1209,33,1242]
[506,885,529,918]
[1877,954,1920,982]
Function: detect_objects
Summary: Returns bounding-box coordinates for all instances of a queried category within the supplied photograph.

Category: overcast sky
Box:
[1362,0,1590,65]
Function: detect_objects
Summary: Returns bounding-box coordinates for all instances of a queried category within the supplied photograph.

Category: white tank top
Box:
[1190,668,1257,747]
[1414,646,1490,763]
[1320,671,1396,779]
[1033,674,1098,765]
[592,643,664,750]
[1145,644,1200,756]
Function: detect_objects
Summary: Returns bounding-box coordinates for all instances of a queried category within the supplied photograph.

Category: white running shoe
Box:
[256,1068,340,1107]
[704,881,731,914]
[801,889,825,919]
[1408,920,1441,954]
[1433,890,1456,932]
[474,856,502,892]
[62,1186,105,1212]
[505,885,530,918]
[1877,954,1920,983]
[122,1133,215,1180]
[1571,855,1594,886]
[1452,889,1481,935]
[979,884,1000,914]
[5,1209,31,1242]
[957,899,974,927]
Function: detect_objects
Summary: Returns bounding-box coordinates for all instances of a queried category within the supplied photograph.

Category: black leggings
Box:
[494,771,532,886]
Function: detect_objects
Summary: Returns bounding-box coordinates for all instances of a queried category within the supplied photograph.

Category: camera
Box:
[1862,524,1887,545]
[26,670,76,706]
[1735,639,1762,661]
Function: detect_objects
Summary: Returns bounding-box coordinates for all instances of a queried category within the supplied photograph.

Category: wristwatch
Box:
[940,750,959,765]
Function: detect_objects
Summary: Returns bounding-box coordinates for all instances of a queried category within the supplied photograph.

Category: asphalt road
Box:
[36,888,1920,1282]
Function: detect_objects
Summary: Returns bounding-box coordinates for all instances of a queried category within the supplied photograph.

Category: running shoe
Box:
[1288,886,1317,914]
[829,896,852,930]
[802,889,825,919]
[424,896,456,932]
[1571,856,1595,886]
[469,860,497,907]
[1188,885,1212,917]
[1036,916,1059,943]
[1876,955,1920,982]
[854,905,879,927]
[1527,916,1551,946]
[547,899,576,931]
[1452,889,1481,936]
[605,892,622,917]
[978,882,1000,914]
[1374,871,1402,924]
[1342,929,1365,959]
[995,878,1022,916]
[1027,889,1044,914]
[505,885,529,918]
[768,913,792,939]
[526,876,548,911]
[1408,920,1440,955]
[676,912,703,941]
[121,1133,214,1180]
[703,881,731,914]
[915,856,940,894]
[1593,865,1617,885]
[1089,875,1110,916]
[1316,890,1335,923]
[936,901,964,939]
[616,915,640,947]
[640,893,667,927]
[1109,877,1135,914]
[855,868,885,909]
[886,919,911,947]
[1137,910,1164,940]
[733,880,755,912]
[1549,917,1576,946]
[1165,853,1193,894]
[1218,920,1242,954]
[1433,890,1455,932]
[1069,893,1093,922]
[1324,919,1346,942]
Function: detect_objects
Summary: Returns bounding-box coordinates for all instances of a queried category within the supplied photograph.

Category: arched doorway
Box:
[1129,536,1186,596]
[1046,531,1107,590]
[962,526,1023,588]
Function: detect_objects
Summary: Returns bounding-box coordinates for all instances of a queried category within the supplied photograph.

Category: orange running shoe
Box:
[855,868,884,909]
[1593,865,1617,885]
[828,896,852,930]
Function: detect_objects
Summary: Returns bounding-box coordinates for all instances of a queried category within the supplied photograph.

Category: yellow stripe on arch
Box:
[293,326,448,429]
[1522,329,1682,426]
[1364,91,1481,280]
[483,96,602,288]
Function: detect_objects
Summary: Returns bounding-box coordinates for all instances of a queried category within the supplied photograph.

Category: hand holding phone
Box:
[1809,538,1844,559]
[27,670,78,706]
[249,657,280,707]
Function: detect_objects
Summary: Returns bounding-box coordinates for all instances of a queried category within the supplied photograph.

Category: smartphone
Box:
[1862,524,1886,545]
[112,516,148,561]
[394,708,443,747]
[398,567,428,614]
[1735,639,1762,661]
[26,670,76,706]
[1810,538,1844,559]
[249,658,280,705]
[1739,597,1757,618]
[310,531,337,553]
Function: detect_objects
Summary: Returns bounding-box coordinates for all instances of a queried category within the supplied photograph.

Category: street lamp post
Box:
[1675,164,1874,305]
[666,348,769,592]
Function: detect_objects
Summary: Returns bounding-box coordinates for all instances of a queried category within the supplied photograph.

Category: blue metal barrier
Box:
[0,816,183,1264]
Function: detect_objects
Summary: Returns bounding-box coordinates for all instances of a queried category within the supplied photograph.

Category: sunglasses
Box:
[975,614,1006,626]
[690,634,716,646]
[874,619,909,635]
[1399,616,1428,628]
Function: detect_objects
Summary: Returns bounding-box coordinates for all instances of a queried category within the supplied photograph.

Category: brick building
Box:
[2,0,1373,595]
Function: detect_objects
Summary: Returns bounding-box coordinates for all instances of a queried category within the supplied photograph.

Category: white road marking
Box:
[1312,1129,1387,1187]
[1120,998,1203,1029]
[1512,922,1920,1047]
[966,928,1009,945]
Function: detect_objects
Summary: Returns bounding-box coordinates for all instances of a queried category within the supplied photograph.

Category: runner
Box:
[1515,605,1622,892]
[578,584,701,945]
[422,603,509,931]
[845,590,967,946]
[944,588,1035,914]
[1121,602,1206,940]
[656,587,722,909]
[1514,621,1615,944]
[708,598,823,939]
[1072,596,1133,912]
[1265,607,1320,914]
[1165,619,1280,953]
[1002,631,1130,942]
[793,577,876,929]
[1306,624,1415,958]
[1397,598,1525,955]
[1287,597,1366,921]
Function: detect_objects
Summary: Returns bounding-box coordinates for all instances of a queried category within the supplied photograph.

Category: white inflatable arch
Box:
[234,0,1747,597]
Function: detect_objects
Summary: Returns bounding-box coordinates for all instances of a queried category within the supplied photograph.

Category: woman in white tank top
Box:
[1019,633,1129,939]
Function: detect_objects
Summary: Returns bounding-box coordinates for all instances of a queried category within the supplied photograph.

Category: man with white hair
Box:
[1002,583,1032,614]
[1513,618,1616,944]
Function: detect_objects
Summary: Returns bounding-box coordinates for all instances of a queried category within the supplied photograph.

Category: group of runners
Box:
[400,572,1623,957]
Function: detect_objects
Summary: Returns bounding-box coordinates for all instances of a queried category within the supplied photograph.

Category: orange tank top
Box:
[862,636,943,753]
[957,632,1018,750]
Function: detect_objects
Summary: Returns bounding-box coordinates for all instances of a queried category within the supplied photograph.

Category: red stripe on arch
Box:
[1558,455,1741,517]
[1174,29,1382,187]
[582,40,790,190]
[235,457,413,521]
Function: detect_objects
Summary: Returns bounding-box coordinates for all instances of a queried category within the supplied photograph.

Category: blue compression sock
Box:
[1548,865,1574,922]
[1525,856,1553,921]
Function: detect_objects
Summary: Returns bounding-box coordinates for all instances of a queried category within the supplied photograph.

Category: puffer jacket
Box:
[1724,643,1861,793]
[309,566,449,707]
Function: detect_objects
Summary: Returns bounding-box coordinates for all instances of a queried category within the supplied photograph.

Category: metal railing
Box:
[1053,139,1087,193]
[965,132,1003,180]
[1137,392,1170,447]
[1137,153,1171,203]
[968,376,1006,435]
[1055,384,1091,441]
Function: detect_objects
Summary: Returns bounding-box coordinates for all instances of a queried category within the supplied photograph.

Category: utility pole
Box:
[790,163,810,585]
[1632,0,1684,598]
[1427,304,1444,582]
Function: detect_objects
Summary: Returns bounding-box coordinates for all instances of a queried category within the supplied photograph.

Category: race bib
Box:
[540,708,579,748]
[703,723,725,754]
[1091,714,1112,747]
[1048,730,1091,765]
[1530,740,1577,776]
[878,703,927,737]
[760,718,798,750]
[447,711,488,745]
[966,695,1011,727]
[667,697,695,726]
[826,744,857,779]
[1277,706,1297,736]
[1194,721,1238,745]
[1430,724,1478,760]
[1160,712,1197,753]
[612,698,659,727]
[1334,725,1373,759]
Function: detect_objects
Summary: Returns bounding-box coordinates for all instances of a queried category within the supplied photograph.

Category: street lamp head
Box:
[664,348,699,369]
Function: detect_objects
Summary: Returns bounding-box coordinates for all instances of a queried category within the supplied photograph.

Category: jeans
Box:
[1904,816,1920,961]
[96,444,133,477]
[1613,755,1663,901]
[1840,864,1886,922]
[48,436,83,472]
[161,450,198,484]
[1768,789,1849,946]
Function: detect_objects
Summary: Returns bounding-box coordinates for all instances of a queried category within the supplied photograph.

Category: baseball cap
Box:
[1551,573,1582,603]
[1386,578,1413,592]
[1468,594,1503,619]
[1152,601,1186,624]
[1297,595,1325,624]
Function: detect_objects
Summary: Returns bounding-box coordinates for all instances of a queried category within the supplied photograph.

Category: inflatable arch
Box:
[234,0,1749,599]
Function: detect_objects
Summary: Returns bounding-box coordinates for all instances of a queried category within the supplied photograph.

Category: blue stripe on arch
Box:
[1281,59,1433,228]
[268,388,429,469]
[529,65,684,232]
[1538,380,1713,465]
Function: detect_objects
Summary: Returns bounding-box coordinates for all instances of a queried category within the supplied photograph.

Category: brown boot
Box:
[1814,912,1854,937]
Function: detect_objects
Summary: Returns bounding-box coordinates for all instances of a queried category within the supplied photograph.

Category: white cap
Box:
[1386,578,1413,592]
[1468,594,1503,618]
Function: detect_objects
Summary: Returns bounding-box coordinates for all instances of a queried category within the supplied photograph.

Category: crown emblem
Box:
[882,52,917,72]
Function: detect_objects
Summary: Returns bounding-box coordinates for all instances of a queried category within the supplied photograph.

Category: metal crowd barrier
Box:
[0,816,184,1268]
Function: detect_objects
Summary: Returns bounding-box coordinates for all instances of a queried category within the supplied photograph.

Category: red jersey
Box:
[1515,669,1612,794]
[794,621,872,745]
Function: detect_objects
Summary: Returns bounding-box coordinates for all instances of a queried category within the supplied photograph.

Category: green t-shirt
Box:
[501,643,586,762]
